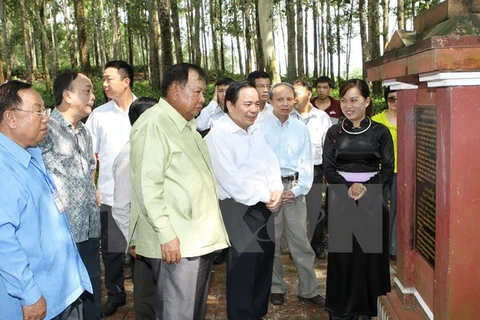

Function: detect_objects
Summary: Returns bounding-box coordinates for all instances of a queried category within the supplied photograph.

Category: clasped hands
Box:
[348,182,367,200]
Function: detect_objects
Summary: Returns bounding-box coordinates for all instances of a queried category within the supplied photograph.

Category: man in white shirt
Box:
[196,77,234,134]
[259,82,325,307]
[112,97,157,320]
[85,60,136,317]
[205,81,283,320]
[247,70,274,123]
[291,80,333,259]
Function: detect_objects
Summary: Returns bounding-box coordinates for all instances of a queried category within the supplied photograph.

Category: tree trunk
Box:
[254,0,264,70]
[326,1,334,80]
[39,0,51,90]
[210,0,219,76]
[192,0,201,65]
[19,0,33,82]
[335,0,341,81]
[112,1,122,59]
[359,0,368,79]
[46,1,60,74]
[73,0,91,76]
[304,4,309,77]
[312,0,318,78]
[232,0,244,76]
[286,0,296,82]
[368,0,381,93]
[159,0,173,79]
[382,0,389,50]
[320,0,326,76]
[296,0,304,78]
[200,1,209,71]
[0,0,11,79]
[219,0,226,70]
[345,0,354,79]
[171,0,183,63]
[62,0,77,68]
[149,0,161,91]
[258,0,280,83]
[397,0,405,30]
[245,0,254,74]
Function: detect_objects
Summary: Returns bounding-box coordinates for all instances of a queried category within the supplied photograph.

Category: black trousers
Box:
[309,165,327,250]
[77,238,101,319]
[100,204,126,304]
[133,256,155,320]
[220,200,275,320]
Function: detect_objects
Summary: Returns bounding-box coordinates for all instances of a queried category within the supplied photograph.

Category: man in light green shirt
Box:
[129,63,229,319]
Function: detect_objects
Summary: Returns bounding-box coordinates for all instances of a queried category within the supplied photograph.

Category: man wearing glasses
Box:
[247,70,273,123]
[40,72,102,319]
[0,80,92,319]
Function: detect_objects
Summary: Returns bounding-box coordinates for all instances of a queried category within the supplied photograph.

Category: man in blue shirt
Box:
[0,81,92,319]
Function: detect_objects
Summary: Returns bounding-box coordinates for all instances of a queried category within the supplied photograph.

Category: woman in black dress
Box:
[323,79,394,320]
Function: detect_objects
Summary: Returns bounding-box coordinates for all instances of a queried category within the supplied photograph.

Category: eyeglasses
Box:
[14,108,50,119]
[387,97,397,103]
[255,84,272,90]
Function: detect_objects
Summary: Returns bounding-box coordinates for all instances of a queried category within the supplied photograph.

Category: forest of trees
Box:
[0,0,442,93]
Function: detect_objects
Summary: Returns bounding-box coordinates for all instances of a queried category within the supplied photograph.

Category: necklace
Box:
[342,117,371,135]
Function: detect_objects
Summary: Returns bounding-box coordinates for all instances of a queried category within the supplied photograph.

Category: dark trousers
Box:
[100,204,126,304]
[309,165,327,250]
[133,256,155,320]
[52,299,83,320]
[220,200,275,320]
[384,173,397,256]
[77,238,101,320]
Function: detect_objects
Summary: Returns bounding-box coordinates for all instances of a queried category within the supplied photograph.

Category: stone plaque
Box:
[414,106,436,268]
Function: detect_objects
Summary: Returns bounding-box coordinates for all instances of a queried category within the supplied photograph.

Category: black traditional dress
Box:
[323,117,394,317]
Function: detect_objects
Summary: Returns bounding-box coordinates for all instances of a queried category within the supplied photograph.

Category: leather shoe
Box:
[314,248,326,259]
[298,294,325,307]
[101,301,125,318]
[390,254,397,261]
[270,293,285,305]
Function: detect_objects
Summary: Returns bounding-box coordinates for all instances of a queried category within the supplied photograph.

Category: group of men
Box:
[0,59,342,320]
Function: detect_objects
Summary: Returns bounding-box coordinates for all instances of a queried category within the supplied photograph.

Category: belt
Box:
[281,172,298,182]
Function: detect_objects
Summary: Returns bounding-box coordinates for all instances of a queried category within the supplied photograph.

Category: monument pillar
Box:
[366,1,480,319]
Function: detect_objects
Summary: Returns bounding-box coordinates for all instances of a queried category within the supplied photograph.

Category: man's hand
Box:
[161,237,181,264]
[348,182,367,201]
[95,190,101,207]
[212,85,219,103]
[22,296,46,320]
[281,190,295,204]
[128,246,137,259]
[266,190,283,213]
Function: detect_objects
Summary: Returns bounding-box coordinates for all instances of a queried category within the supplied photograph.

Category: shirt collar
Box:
[0,132,40,168]
[223,114,258,135]
[159,98,196,132]
[50,108,87,131]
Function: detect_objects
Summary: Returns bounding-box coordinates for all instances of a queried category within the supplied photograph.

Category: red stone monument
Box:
[366,1,480,319]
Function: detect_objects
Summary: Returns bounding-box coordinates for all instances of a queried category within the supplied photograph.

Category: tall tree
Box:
[38,0,51,90]
[359,0,368,79]
[210,0,220,76]
[244,0,253,75]
[112,1,122,59]
[382,0,389,49]
[326,0,334,80]
[192,0,201,65]
[304,3,309,77]
[0,0,10,80]
[254,0,265,70]
[312,0,319,78]
[73,0,91,76]
[258,0,280,83]
[19,0,33,82]
[368,0,381,93]
[149,0,161,90]
[286,0,296,82]
[296,0,305,78]
[159,0,173,78]
[397,0,405,30]
[335,0,341,82]
[320,0,326,75]
[48,0,61,72]
[171,0,183,63]
[232,0,244,76]
[61,0,77,68]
